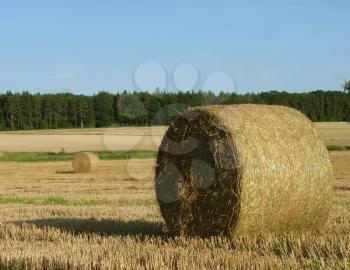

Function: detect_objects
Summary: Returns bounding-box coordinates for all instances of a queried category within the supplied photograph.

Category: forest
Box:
[0,90,348,130]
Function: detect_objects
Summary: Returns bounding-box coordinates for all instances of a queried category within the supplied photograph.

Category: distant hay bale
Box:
[72,152,99,173]
[155,104,334,237]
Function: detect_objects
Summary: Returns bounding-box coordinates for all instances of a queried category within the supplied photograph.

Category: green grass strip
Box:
[0,196,157,206]
[327,145,350,151]
[0,150,157,162]
[0,146,347,162]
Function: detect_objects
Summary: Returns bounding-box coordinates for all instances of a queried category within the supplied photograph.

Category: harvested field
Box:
[0,122,348,153]
[0,152,349,269]
[315,122,350,147]
[0,126,167,152]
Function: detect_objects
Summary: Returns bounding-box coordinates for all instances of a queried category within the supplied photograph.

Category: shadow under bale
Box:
[13,218,169,238]
[55,170,75,174]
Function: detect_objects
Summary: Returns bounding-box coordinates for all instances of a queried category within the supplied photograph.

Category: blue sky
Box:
[0,0,349,94]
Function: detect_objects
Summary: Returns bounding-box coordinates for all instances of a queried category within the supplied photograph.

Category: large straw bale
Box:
[155,104,334,237]
[72,152,99,173]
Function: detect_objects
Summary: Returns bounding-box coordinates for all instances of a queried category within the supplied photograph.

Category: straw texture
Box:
[155,104,334,237]
[72,152,99,173]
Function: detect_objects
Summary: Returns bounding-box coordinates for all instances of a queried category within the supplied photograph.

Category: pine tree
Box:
[78,97,89,128]
[93,92,114,127]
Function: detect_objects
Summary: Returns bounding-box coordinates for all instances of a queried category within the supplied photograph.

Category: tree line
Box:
[0,90,348,130]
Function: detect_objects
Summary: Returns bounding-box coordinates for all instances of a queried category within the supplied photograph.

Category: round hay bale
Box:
[72,152,99,173]
[155,104,334,237]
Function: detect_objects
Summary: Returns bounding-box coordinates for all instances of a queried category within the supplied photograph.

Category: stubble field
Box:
[0,123,349,269]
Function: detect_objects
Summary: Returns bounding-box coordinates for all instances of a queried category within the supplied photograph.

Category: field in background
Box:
[0,126,167,152]
[0,122,349,153]
[315,122,350,147]
[0,152,348,268]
